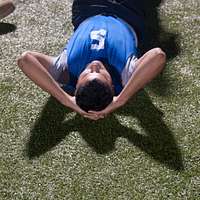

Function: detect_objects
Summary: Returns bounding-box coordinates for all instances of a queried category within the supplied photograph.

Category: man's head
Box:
[75,60,114,112]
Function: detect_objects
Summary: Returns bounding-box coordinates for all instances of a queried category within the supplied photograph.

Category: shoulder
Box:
[51,49,69,83]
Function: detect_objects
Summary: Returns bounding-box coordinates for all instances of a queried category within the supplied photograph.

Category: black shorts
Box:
[72,0,146,44]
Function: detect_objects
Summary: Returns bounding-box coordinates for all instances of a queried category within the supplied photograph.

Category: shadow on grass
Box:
[142,0,180,60]
[0,22,16,35]
[25,92,184,171]
[117,90,184,171]
[25,97,72,159]
[142,0,181,96]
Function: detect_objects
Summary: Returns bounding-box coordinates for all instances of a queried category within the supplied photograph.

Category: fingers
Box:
[88,111,104,115]
[83,113,105,121]
[84,115,100,121]
[88,111,107,119]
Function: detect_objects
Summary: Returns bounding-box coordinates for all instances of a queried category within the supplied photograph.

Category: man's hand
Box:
[67,96,124,121]
[88,96,124,120]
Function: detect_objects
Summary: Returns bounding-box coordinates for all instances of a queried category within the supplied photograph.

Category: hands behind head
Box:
[87,96,122,120]
[69,96,123,121]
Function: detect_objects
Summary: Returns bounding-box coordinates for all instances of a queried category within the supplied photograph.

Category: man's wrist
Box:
[57,92,72,108]
[115,95,126,108]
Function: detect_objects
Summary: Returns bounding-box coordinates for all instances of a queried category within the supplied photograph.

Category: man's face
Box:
[76,60,113,89]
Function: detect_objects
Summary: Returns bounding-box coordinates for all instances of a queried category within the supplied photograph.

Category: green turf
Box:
[0,0,199,199]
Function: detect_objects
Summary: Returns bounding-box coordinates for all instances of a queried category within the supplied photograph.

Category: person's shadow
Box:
[141,0,181,96]
[0,22,16,35]
[25,92,184,171]
[142,0,180,58]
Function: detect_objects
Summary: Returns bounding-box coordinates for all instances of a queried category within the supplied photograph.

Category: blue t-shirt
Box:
[64,15,138,95]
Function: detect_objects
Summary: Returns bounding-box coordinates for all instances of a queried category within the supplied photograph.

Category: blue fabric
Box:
[72,0,146,43]
[63,15,138,95]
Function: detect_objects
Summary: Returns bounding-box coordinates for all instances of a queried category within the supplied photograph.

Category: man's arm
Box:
[117,47,166,106]
[17,51,88,115]
[89,48,166,118]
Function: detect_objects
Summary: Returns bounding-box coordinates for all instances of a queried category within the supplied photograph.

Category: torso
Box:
[63,15,139,95]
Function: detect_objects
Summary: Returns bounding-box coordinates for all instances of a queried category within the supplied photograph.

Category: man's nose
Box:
[91,64,100,73]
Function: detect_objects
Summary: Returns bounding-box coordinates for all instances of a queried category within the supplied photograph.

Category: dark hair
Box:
[75,79,113,112]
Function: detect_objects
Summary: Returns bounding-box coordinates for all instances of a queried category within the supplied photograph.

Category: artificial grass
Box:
[0,0,199,199]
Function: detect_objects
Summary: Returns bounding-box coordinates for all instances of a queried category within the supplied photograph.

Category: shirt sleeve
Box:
[49,49,68,82]
[121,55,138,86]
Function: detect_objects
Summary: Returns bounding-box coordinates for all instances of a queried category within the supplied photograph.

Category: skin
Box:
[17,48,166,120]
[76,60,113,90]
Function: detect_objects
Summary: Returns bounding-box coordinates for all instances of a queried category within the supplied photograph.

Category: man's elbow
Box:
[154,48,166,63]
[153,48,166,73]
[17,51,32,68]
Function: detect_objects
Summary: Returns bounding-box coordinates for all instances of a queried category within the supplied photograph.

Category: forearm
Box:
[118,48,166,105]
[17,52,73,108]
